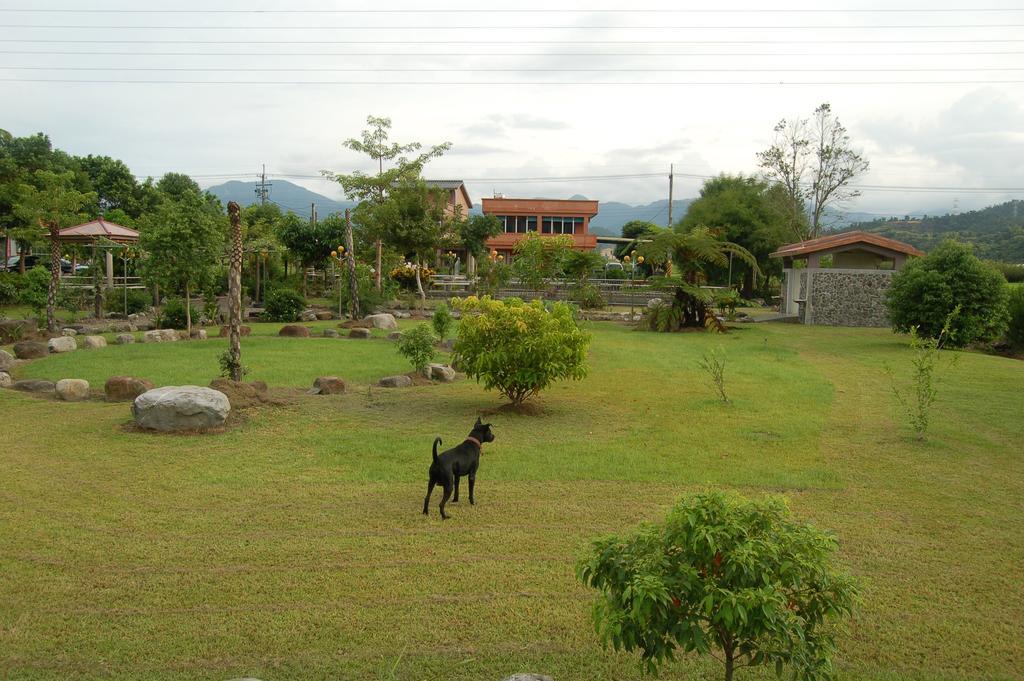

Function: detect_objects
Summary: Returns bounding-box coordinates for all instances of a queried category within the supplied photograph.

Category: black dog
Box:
[422,417,495,519]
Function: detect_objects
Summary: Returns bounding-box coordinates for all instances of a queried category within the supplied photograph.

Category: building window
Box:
[541,216,584,235]
[499,215,536,233]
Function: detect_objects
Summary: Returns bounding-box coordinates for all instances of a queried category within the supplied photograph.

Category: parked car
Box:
[2,255,87,274]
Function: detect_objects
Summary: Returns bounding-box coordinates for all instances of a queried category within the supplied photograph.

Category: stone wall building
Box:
[772,232,924,327]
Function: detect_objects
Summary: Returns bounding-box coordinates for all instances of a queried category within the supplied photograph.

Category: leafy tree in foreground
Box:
[886,240,1009,348]
[578,491,859,681]
[452,296,589,407]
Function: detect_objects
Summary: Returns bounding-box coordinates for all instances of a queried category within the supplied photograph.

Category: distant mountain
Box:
[845,199,1024,262]
[206,180,354,219]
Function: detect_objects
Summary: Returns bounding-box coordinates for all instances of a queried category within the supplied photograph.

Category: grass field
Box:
[1,320,1022,680]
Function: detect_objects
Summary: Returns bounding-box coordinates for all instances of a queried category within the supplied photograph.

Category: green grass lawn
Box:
[1,321,1022,680]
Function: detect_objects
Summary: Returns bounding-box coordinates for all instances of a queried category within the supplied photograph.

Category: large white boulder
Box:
[48,336,77,353]
[0,349,13,372]
[132,385,230,431]
[83,335,107,349]
[143,329,179,343]
[363,313,398,330]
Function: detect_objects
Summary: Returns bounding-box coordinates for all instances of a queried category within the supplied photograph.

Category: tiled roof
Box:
[56,219,140,243]
[423,179,465,190]
[770,231,924,259]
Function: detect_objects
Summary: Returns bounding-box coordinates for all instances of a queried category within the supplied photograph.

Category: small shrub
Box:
[578,491,859,680]
[452,296,589,406]
[397,323,437,374]
[160,297,200,330]
[715,289,742,321]
[431,301,453,339]
[105,287,152,315]
[218,350,250,379]
[698,347,729,404]
[886,240,1009,347]
[887,309,958,441]
[263,287,306,322]
[0,272,18,305]
[17,266,49,316]
[474,257,511,297]
[572,282,606,310]
[1007,285,1024,348]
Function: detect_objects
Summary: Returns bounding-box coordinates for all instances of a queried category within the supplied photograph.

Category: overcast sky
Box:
[3,1,1023,219]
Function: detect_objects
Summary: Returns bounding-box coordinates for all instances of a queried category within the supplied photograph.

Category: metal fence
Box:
[428,276,667,306]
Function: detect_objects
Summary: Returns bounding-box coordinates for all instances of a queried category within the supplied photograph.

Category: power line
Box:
[2,7,1022,13]
[6,23,1024,29]
[3,50,1023,57]
[4,39,1024,44]
[5,78,1024,85]
[7,66,1023,73]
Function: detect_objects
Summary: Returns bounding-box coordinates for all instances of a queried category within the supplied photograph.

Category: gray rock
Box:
[13,341,48,359]
[83,335,107,349]
[315,310,334,320]
[110,321,136,332]
[501,675,553,681]
[13,379,55,393]
[189,329,208,340]
[308,376,346,395]
[300,309,318,322]
[132,386,230,431]
[348,327,372,339]
[647,297,663,309]
[393,311,411,319]
[0,349,13,372]
[61,327,78,337]
[144,329,179,343]
[105,376,154,401]
[378,375,413,388]
[424,363,456,382]
[323,328,340,338]
[115,333,135,345]
[55,378,90,401]
[363,313,398,330]
[0,371,11,388]
[48,336,77,353]
[387,331,403,341]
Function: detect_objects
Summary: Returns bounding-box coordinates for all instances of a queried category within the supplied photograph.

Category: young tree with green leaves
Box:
[15,170,96,331]
[362,179,446,300]
[452,296,589,407]
[457,213,503,271]
[758,103,869,240]
[511,233,574,297]
[324,116,451,291]
[140,189,226,337]
[274,212,348,296]
[578,491,859,681]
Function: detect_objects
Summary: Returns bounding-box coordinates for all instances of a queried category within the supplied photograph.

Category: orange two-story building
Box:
[481,197,599,261]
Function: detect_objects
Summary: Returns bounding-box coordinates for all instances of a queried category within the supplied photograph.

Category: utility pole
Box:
[255,164,272,205]
[667,163,674,228]
[310,203,317,226]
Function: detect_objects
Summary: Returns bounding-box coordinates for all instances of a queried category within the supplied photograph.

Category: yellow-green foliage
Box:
[453,295,589,405]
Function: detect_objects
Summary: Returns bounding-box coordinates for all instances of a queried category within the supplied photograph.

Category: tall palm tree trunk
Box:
[46,223,60,331]
[227,202,243,381]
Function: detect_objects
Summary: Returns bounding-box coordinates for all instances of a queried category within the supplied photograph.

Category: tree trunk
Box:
[92,245,102,319]
[415,257,426,302]
[375,239,382,293]
[18,244,28,273]
[742,268,755,299]
[345,209,360,319]
[184,280,192,338]
[46,224,60,332]
[227,202,243,381]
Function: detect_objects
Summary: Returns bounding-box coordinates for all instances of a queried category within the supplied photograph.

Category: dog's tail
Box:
[432,437,442,462]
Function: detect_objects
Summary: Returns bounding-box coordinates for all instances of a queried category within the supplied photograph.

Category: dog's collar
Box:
[465,436,483,450]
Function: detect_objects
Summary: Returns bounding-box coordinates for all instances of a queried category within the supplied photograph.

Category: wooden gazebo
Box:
[53,218,140,288]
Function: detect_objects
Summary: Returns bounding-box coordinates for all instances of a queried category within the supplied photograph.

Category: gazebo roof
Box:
[770,231,924,259]
[54,218,140,244]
